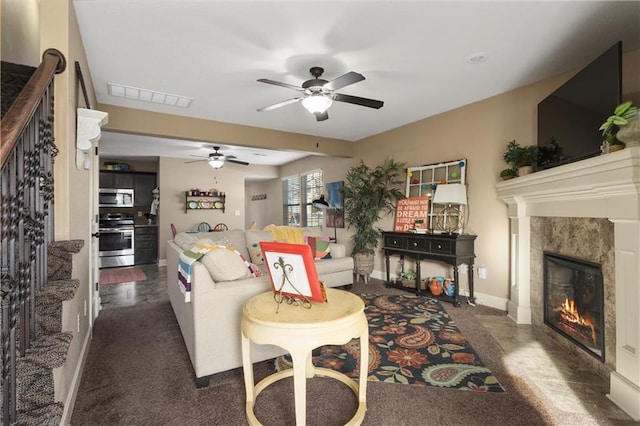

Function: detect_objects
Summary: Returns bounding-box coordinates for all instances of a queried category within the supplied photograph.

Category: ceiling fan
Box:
[186,146,249,169]
[257,66,384,121]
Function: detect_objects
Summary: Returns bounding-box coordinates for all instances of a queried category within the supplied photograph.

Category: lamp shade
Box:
[432,183,467,205]
[208,158,225,169]
[301,94,332,114]
[312,194,330,209]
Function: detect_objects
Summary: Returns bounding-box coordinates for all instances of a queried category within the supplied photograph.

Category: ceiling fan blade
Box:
[257,78,305,91]
[184,159,207,163]
[257,97,303,112]
[227,158,250,166]
[315,111,329,122]
[333,93,384,109]
[323,71,364,91]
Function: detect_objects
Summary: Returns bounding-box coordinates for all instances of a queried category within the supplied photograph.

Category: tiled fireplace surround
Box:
[496,147,640,421]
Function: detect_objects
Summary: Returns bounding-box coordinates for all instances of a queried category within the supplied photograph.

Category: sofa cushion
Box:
[247,243,265,265]
[200,246,253,282]
[174,232,199,250]
[245,230,274,246]
[314,256,354,276]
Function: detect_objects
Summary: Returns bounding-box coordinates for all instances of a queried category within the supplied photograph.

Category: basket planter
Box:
[353,253,374,276]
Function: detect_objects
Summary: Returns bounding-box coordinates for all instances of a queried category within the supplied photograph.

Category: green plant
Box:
[341,157,406,256]
[401,269,416,281]
[599,101,639,138]
[537,137,565,168]
[500,168,517,179]
[502,140,539,169]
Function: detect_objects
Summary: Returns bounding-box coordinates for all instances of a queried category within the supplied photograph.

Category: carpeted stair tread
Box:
[17,401,63,426]
[15,357,55,412]
[24,332,73,369]
[38,278,80,302]
[36,280,79,335]
[1,61,37,119]
[47,240,84,280]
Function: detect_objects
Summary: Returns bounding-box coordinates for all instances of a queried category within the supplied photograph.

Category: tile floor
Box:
[99,264,635,423]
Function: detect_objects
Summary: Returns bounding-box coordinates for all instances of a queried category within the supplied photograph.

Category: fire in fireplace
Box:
[543,252,604,361]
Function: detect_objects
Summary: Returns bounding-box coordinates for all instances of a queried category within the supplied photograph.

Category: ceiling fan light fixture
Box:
[301,94,332,114]
[208,158,225,169]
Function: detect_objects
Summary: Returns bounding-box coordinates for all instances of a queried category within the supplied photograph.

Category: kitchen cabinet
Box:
[134,226,158,265]
[133,173,157,207]
[99,171,133,189]
[99,171,157,207]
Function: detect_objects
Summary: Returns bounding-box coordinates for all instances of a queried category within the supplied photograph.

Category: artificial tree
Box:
[341,157,406,282]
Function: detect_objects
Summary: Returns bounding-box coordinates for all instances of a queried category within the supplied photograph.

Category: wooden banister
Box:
[0,48,66,168]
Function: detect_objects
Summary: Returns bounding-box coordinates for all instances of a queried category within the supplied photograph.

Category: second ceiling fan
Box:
[257,66,384,121]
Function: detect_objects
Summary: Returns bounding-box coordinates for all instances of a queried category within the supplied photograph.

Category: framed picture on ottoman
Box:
[259,241,327,305]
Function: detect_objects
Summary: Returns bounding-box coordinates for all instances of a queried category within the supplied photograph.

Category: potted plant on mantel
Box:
[599,101,640,149]
[341,157,406,283]
[502,139,539,177]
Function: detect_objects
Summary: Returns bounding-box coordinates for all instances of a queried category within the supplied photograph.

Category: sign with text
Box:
[394,196,430,232]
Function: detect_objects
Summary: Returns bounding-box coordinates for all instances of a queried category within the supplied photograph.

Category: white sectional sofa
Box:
[166,227,354,387]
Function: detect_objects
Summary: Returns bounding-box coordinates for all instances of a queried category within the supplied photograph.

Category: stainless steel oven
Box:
[99,188,134,208]
[99,213,135,268]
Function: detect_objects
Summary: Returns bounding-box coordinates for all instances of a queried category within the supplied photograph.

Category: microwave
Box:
[99,188,134,208]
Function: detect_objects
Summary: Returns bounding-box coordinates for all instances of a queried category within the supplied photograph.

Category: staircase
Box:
[1,51,71,425]
[15,240,82,425]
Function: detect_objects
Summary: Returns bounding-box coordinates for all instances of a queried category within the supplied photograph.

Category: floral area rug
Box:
[274,294,505,392]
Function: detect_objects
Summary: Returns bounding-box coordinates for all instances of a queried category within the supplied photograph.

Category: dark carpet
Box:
[70,282,565,426]
[275,294,505,392]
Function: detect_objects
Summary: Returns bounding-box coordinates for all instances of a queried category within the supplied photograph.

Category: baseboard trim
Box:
[369,270,508,311]
[158,258,167,267]
[59,326,92,425]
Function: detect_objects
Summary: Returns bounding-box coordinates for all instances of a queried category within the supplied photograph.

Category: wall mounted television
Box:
[537,41,622,169]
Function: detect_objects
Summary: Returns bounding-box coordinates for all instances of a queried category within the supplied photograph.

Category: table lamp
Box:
[432,183,467,234]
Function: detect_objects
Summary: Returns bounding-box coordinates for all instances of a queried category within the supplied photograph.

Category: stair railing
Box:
[0,48,66,425]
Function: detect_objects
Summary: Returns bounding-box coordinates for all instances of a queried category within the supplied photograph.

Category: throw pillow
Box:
[247,243,265,265]
[306,236,332,259]
[200,246,253,282]
[248,263,264,277]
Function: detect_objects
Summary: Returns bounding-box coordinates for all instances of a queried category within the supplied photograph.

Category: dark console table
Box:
[382,232,477,307]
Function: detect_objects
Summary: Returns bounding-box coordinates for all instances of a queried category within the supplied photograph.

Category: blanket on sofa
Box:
[263,224,305,244]
[178,243,261,302]
[178,243,216,302]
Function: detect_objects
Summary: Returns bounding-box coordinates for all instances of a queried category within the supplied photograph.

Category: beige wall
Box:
[156,157,279,260]
[39,0,99,419]
[1,0,40,65]
[99,105,354,158]
[245,179,283,229]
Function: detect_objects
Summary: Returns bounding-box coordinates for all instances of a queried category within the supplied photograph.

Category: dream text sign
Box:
[394,196,430,232]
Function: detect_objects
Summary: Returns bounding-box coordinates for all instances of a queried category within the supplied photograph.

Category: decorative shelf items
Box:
[185,189,225,213]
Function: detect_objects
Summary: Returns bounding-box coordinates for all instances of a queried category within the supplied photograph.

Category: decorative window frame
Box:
[405,159,467,233]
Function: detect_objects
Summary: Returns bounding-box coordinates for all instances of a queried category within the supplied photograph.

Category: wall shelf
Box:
[185,192,225,213]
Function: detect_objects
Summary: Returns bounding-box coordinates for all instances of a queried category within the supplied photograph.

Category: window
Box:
[283,170,323,227]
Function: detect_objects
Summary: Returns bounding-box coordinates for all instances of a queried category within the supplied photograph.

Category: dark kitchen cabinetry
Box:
[134,226,158,265]
[133,173,157,207]
[100,171,157,207]
[99,171,133,189]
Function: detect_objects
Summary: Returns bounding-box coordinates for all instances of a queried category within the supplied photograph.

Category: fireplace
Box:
[496,148,640,420]
[543,252,604,361]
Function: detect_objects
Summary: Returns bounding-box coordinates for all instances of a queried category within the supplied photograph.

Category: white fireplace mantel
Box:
[496,146,640,420]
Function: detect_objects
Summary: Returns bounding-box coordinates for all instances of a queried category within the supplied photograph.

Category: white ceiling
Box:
[73,0,640,165]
